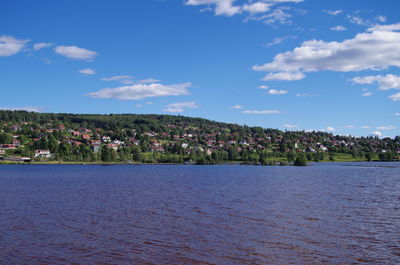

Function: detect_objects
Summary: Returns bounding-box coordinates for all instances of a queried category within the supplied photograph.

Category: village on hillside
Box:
[0,111,399,164]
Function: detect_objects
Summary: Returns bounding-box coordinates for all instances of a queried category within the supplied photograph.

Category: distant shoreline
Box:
[0,160,396,166]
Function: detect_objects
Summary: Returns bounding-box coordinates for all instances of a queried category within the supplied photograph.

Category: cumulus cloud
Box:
[330,25,346,31]
[253,25,400,80]
[283,124,297,128]
[79,68,96,75]
[368,23,400,32]
[231,105,243,109]
[54,45,98,61]
[0,106,43,112]
[268,89,288,95]
[241,110,282,114]
[352,74,400,90]
[362,91,373,96]
[243,2,271,14]
[185,0,240,16]
[33,42,53,51]
[389,92,400,101]
[262,72,305,81]
[89,82,191,100]
[258,85,269,89]
[0,35,28,56]
[184,0,303,25]
[164,102,199,113]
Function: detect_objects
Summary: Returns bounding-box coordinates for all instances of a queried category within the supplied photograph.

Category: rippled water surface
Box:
[0,163,399,264]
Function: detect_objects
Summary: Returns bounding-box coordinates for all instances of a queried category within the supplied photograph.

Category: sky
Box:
[1,0,399,137]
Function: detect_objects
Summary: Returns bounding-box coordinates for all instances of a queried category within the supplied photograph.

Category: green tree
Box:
[294,155,307,166]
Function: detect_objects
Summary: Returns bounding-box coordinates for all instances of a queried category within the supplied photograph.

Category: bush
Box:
[294,156,307,166]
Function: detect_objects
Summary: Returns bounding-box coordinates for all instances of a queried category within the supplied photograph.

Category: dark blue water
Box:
[0,163,399,264]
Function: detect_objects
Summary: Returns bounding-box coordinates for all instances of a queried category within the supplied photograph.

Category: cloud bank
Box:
[89,82,192,100]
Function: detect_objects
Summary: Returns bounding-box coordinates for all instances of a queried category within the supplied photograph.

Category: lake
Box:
[0,163,399,264]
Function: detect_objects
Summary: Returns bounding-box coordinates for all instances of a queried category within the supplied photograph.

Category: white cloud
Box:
[376,15,387,23]
[243,2,271,14]
[345,125,355,128]
[89,82,191,100]
[241,110,282,114]
[323,126,336,133]
[389,92,400,101]
[268,89,288,95]
[296,93,316,97]
[258,85,269,89]
[135,104,143,108]
[362,92,373,96]
[324,9,342,16]
[79,68,96,75]
[164,102,199,113]
[102,75,132,82]
[185,0,241,16]
[395,112,400,116]
[54,45,98,61]
[262,72,305,81]
[184,0,302,25]
[347,15,370,26]
[33,42,53,51]
[352,74,400,90]
[139,78,160,83]
[231,105,243,109]
[0,35,28,56]
[0,106,43,112]
[376,125,396,130]
[360,126,371,129]
[264,36,285,47]
[253,26,400,80]
[368,23,400,32]
[330,25,346,31]
[370,130,382,137]
[264,35,297,47]
[283,124,297,128]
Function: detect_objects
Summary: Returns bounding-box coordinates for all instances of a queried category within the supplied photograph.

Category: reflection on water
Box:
[0,163,399,264]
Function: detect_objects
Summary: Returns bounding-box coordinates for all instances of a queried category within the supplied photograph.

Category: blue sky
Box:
[1,0,399,137]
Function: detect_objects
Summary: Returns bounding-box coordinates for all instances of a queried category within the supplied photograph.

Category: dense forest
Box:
[0,110,399,164]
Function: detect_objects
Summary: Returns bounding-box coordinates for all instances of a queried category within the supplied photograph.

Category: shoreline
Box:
[0,160,395,166]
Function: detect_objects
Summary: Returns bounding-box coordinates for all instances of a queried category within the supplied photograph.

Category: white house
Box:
[34,150,52,158]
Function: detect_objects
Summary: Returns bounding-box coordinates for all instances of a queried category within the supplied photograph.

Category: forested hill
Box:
[0,110,399,163]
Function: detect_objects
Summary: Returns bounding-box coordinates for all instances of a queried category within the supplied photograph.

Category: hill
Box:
[0,110,399,164]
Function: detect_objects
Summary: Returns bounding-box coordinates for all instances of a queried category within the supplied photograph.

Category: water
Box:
[0,163,399,264]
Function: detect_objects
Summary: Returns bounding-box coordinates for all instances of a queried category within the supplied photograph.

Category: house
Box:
[107,144,118,151]
[0,150,5,155]
[90,140,101,152]
[13,139,21,146]
[0,144,17,150]
[71,131,81,136]
[82,134,91,140]
[102,136,111,143]
[34,150,52,158]
[4,156,31,162]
